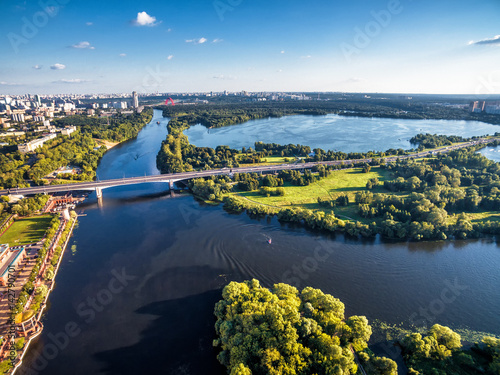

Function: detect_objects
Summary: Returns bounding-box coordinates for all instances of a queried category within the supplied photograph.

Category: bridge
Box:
[0,138,492,200]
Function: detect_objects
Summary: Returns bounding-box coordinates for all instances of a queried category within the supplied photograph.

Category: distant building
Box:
[11,113,25,122]
[61,126,76,137]
[470,100,500,114]
[0,131,25,137]
[113,101,128,109]
[35,94,41,106]
[63,102,76,112]
[132,91,139,109]
[33,115,45,122]
[18,133,57,153]
[470,101,486,113]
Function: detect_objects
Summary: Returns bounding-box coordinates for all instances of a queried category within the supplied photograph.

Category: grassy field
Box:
[234,167,392,221]
[467,211,500,223]
[0,215,53,246]
[238,155,296,166]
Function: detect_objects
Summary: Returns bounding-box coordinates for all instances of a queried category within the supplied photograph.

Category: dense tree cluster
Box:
[10,194,50,216]
[410,133,471,150]
[158,99,500,127]
[189,176,232,201]
[28,133,106,183]
[53,108,153,142]
[401,325,500,374]
[214,279,393,375]
[353,145,500,239]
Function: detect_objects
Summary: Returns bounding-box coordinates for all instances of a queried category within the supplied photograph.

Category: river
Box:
[20,111,500,375]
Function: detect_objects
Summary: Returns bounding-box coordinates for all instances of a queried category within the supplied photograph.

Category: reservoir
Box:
[21,111,500,375]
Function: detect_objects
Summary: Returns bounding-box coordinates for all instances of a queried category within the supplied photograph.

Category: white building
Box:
[11,113,25,122]
[33,115,45,122]
[61,126,77,136]
[113,101,128,109]
[132,91,139,109]
[17,133,57,153]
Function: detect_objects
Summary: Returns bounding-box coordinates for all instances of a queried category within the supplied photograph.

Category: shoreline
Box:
[6,215,77,374]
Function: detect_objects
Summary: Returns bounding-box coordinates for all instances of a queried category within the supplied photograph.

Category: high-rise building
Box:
[34,94,41,106]
[132,91,139,108]
[11,113,25,122]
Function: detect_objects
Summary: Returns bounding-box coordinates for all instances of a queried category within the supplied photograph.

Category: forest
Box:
[401,325,500,374]
[214,279,397,375]
[214,280,500,375]
[157,98,500,128]
[222,143,500,241]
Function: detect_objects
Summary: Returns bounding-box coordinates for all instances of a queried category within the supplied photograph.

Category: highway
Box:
[0,137,494,197]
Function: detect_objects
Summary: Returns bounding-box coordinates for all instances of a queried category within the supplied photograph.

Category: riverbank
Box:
[94,139,120,150]
[0,213,77,374]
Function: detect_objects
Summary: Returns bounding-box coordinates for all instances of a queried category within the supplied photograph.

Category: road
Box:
[0,138,494,197]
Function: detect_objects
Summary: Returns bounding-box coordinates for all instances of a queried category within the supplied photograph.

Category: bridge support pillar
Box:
[169,180,174,190]
[95,187,102,199]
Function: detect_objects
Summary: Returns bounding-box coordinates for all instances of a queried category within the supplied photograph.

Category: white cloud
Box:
[119,53,127,57]
[166,28,172,32]
[213,74,236,80]
[0,81,22,86]
[86,22,93,26]
[212,38,223,43]
[54,79,88,84]
[33,65,42,70]
[133,11,160,27]
[50,63,66,70]
[277,69,283,73]
[469,35,500,46]
[167,55,174,60]
[280,50,285,54]
[186,37,207,44]
[71,41,95,49]
[301,55,312,59]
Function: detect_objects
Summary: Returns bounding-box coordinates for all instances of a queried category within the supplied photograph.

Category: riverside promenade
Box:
[0,215,77,374]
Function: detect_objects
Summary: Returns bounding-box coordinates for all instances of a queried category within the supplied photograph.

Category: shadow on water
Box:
[94,289,225,375]
[77,190,186,210]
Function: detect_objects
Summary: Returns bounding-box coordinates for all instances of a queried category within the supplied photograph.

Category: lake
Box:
[184,114,500,152]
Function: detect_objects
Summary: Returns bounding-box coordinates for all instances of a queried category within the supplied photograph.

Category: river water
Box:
[20,111,500,375]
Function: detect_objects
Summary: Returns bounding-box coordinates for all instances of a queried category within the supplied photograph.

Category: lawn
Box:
[0,215,54,246]
[238,155,295,166]
[234,166,392,222]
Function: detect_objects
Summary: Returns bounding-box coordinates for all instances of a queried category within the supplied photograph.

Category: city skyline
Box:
[1,0,499,95]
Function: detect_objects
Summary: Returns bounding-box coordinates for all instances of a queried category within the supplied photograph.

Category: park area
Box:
[0,215,54,246]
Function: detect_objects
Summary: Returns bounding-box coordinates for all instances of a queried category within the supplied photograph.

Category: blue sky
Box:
[0,0,499,95]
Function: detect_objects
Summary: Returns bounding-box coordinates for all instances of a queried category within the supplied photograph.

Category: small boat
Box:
[268,238,272,244]
[157,121,160,124]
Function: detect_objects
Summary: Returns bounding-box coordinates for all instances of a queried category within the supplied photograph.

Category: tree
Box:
[214,280,386,375]
[429,324,461,351]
